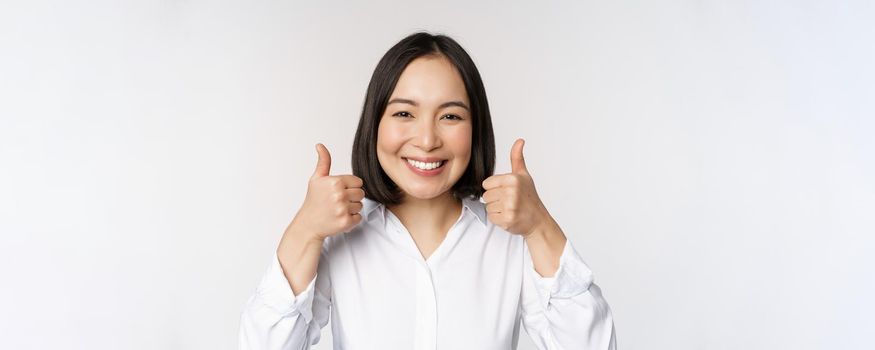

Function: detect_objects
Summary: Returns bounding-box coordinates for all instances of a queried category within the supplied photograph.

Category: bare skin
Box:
[387,191,463,260]
[276,55,567,296]
[277,143,364,295]
[375,54,474,261]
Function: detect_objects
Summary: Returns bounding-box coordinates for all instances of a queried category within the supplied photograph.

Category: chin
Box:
[400,186,448,200]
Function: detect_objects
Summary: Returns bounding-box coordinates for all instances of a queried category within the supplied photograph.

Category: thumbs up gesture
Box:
[482,138,552,238]
[287,143,366,241]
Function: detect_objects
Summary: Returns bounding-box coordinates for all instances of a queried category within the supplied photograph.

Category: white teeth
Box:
[406,158,444,170]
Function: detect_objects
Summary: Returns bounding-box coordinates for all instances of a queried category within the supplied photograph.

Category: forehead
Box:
[389,56,469,106]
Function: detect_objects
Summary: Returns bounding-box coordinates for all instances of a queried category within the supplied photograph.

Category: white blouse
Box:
[238,195,616,350]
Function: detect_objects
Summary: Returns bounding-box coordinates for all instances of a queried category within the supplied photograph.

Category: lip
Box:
[403,156,447,163]
[403,157,447,177]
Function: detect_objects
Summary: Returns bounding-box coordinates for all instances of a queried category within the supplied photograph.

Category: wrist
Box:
[287,218,325,241]
[280,223,325,251]
[276,225,325,268]
[524,210,557,241]
[523,217,566,278]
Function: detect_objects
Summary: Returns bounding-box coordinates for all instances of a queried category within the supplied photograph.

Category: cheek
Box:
[446,128,473,174]
[449,127,473,157]
[377,122,405,153]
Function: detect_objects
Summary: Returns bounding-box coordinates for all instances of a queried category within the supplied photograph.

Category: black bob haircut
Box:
[351,31,496,206]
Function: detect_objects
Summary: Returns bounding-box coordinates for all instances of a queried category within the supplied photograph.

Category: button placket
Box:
[385,208,468,350]
[414,262,437,350]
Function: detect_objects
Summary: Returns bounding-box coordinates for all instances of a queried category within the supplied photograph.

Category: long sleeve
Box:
[238,247,332,350]
[519,238,617,349]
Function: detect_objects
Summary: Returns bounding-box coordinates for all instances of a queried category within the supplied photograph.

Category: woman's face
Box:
[377,55,473,202]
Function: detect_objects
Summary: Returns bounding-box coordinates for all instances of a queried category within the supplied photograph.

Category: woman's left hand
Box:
[482,138,554,238]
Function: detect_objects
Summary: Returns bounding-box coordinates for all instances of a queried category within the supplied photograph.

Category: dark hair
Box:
[352,31,496,206]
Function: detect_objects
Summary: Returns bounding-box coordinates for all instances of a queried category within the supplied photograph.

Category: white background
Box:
[1,1,873,349]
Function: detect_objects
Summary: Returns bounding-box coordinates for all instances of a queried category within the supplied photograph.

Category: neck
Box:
[387,191,463,239]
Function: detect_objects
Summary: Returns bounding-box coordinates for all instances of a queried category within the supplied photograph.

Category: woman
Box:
[239,32,617,350]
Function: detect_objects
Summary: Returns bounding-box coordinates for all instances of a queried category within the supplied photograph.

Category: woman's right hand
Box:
[285,143,365,241]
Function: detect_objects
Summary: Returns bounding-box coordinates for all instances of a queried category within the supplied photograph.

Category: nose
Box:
[413,117,441,152]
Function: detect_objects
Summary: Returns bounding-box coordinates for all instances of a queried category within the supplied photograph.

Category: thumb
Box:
[313,143,332,177]
[511,138,528,174]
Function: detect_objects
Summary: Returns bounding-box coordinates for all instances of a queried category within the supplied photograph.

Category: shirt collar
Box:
[362,195,488,227]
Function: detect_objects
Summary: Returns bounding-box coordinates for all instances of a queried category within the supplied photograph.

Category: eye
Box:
[392,111,463,120]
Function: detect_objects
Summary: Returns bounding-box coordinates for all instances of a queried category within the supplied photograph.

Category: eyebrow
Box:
[386,98,470,112]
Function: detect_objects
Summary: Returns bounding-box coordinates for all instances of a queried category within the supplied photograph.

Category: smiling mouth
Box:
[403,157,447,171]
